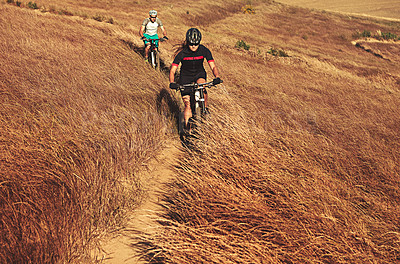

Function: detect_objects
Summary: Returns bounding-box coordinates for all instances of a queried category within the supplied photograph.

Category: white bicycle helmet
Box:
[149,10,157,16]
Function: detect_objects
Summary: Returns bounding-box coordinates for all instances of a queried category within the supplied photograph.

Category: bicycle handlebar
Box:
[178,80,223,90]
[142,37,168,42]
[176,80,223,91]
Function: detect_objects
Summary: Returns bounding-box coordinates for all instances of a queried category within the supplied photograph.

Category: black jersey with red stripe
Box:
[172,45,214,77]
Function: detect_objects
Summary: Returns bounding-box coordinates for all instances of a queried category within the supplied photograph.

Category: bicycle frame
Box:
[179,81,214,118]
[145,38,164,70]
[177,81,223,136]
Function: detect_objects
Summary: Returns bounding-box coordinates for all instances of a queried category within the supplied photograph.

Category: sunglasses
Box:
[150,16,157,18]
[189,43,199,47]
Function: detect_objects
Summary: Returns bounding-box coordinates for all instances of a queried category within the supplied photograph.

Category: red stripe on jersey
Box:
[183,56,204,60]
[208,59,215,63]
[172,63,179,67]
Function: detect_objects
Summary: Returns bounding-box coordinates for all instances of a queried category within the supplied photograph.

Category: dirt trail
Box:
[97,140,180,263]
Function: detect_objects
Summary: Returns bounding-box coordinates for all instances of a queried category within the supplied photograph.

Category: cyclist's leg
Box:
[143,33,151,60]
[147,34,159,47]
[179,75,195,128]
[182,95,192,127]
[195,71,206,85]
[196,78,206,83]
[144,46,150,60]
[153,34,159,48]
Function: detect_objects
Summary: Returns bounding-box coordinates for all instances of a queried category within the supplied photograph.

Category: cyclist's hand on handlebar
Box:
[141,36,148,41]
[213,77,222,85]
[169,82,179,90]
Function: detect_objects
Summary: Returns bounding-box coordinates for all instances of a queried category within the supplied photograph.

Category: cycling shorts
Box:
[179,72,208,97]
[144,33,159,47]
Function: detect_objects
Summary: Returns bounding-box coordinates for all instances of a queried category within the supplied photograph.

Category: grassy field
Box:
[275,0,400,20]
[1,0,400,263]
[0,2,172,262]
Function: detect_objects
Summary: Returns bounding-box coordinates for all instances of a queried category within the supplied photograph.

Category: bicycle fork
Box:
[186,87,204,133]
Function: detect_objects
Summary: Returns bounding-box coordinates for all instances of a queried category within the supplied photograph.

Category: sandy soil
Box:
[275,0,400,20]
[96,140,180,263]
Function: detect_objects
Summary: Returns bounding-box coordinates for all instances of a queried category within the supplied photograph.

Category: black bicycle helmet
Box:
[186,28,202,45]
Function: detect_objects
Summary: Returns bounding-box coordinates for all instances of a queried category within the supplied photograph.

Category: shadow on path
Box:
[156,88,181,128]
[121,39,171,74]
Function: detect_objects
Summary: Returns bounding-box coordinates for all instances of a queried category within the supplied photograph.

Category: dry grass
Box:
[275,0,400,20]
[1,0,400,263]
[141,1,400,263]
[0,3,172,263]
[154,100,400,262]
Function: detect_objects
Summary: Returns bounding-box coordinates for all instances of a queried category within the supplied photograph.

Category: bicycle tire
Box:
[150,51,156,68]
[156,50,160,71]
[178,112,185,134]
[195,101,202,118]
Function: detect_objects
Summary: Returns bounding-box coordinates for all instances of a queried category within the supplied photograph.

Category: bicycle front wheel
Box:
[150,51,156,68]
[155,50,160,71]
[195,102,202,119]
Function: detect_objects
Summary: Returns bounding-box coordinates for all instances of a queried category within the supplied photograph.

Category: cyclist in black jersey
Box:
[169,28,222,129]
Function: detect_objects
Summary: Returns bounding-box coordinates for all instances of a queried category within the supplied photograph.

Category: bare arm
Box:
[139,25,145,38]
[208,61,220,78]
[169,64,178,83]
[160,26,167,37]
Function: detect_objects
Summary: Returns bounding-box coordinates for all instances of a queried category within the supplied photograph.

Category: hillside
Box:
[275,0,400,20]
[1,0,400,263]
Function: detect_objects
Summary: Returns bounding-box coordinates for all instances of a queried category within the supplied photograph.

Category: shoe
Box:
[144,58,148,62]
[205,107,210,115]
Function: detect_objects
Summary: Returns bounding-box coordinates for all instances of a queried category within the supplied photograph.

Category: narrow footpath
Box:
[98,140,180,263]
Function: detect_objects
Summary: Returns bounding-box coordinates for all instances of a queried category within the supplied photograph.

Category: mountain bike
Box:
[143,37,167,71]
[176,80,223,139]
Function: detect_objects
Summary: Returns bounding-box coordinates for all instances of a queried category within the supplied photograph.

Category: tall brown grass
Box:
[0,4,172,263]
[137,1,400,263]
[2,0,400,263]
[152,91,400,262]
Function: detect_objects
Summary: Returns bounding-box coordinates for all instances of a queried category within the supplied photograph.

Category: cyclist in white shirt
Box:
[139,10,168,62]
